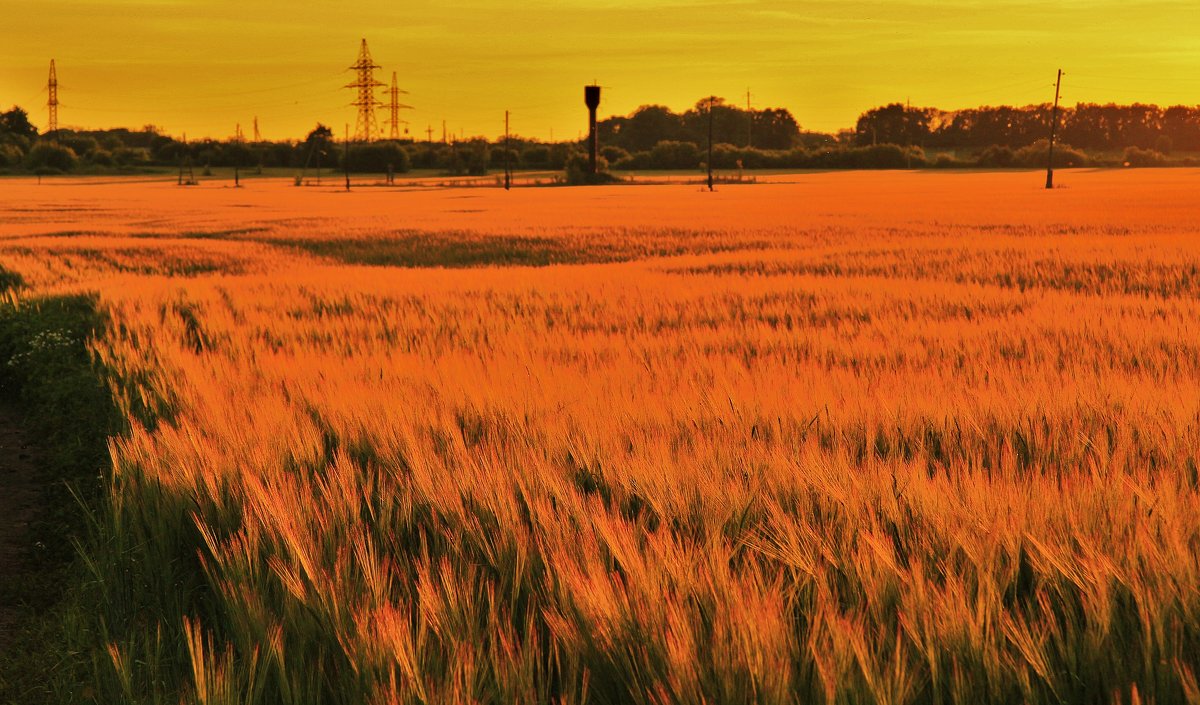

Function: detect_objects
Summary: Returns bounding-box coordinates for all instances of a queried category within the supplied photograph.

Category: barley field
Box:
[2,171,1200,704]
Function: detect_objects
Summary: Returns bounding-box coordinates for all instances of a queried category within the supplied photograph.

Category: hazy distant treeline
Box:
[5,98,1200,176]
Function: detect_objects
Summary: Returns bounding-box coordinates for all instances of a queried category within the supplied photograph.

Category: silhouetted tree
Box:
[855,103,933,147]
[0,106,38,139]
[597,100,802,153]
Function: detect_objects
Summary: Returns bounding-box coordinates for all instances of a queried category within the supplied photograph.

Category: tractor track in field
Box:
[0,405,40,654]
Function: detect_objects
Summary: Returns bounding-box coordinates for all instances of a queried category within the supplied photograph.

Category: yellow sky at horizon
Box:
[2,0,1200,142]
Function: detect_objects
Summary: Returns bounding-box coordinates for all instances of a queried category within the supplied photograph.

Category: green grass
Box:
[0,279,125,704]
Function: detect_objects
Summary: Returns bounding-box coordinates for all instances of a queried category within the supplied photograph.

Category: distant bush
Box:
[808,143,926,169]
[87,149,114,168]
[929,153,968,169]
[112,147,151,167]
[1013,139,1089,168]
[442,146,468,175]
[466,141,490,176]
[60,135,99,158]
[0,142,24,168]
[612,151,649,170]
[24,142,78,171]
[345,142,412,173]
[710,144,782,169]
[521,145,551,168]
[649,140,701,170]
[405,144,441,170]
[976,145,1016,168]
[600,145,630,164]
[438,141,490,176]
[1123,146,1168,167]
[564,151,619,185]
[489,147,520,170]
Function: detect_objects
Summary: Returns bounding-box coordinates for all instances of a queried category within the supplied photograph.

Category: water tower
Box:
[584,84,601,174]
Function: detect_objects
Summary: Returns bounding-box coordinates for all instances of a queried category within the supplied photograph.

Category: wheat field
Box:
[2,171,1200,704]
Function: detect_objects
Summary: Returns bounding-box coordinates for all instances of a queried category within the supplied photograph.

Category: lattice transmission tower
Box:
[47,59,59,140]
[386,72,413,141]
[345,39,384,142]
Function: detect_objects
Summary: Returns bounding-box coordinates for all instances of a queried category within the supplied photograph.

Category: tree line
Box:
[856,102,1200,153]
[5,98,1200,176]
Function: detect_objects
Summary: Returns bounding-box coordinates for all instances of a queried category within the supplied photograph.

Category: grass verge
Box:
[0,271,124,704]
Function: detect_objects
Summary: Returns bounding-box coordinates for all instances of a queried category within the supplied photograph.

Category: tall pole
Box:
[1046,68,1063,190]
[707,96,715,192]
[504,110,512,191]
[344,123,351,192]
[234,125,241,188]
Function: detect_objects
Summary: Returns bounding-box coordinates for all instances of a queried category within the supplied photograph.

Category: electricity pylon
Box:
[47,59,59,140]
[345,39,384,142]
[386,71,413,141]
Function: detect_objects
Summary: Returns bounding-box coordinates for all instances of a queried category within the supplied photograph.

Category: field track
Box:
[0,407,39,654]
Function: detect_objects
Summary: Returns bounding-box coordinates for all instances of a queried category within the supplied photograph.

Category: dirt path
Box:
[0,406,39,653]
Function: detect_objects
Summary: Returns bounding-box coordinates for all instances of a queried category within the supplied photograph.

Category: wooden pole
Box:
[1046,69,1063,190]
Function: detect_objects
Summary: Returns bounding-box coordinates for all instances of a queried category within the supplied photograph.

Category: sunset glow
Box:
[3,1,1200,140]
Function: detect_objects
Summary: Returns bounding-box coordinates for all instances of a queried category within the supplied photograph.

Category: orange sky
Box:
[2,1,1200,141]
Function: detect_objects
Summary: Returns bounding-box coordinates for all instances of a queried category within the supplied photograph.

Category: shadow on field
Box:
[277,232,583,268]
[271,228,777,269]
[0,268,126,703]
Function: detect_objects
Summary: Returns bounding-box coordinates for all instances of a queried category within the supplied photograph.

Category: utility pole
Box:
[504,110,512,190]
[707,95,715,192]
[253,117,263,174]
[426,124,434,143]
[1046,69,1063,190]
[315,136,322,185]
[344,123,351,191]
[178,132,195,186]
[47,60,59,142]
[442,120,447,144]
[233,125,243,187]
[746,88,753,148]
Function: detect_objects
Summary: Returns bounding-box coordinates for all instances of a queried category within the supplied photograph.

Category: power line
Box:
[707,95,715,192]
